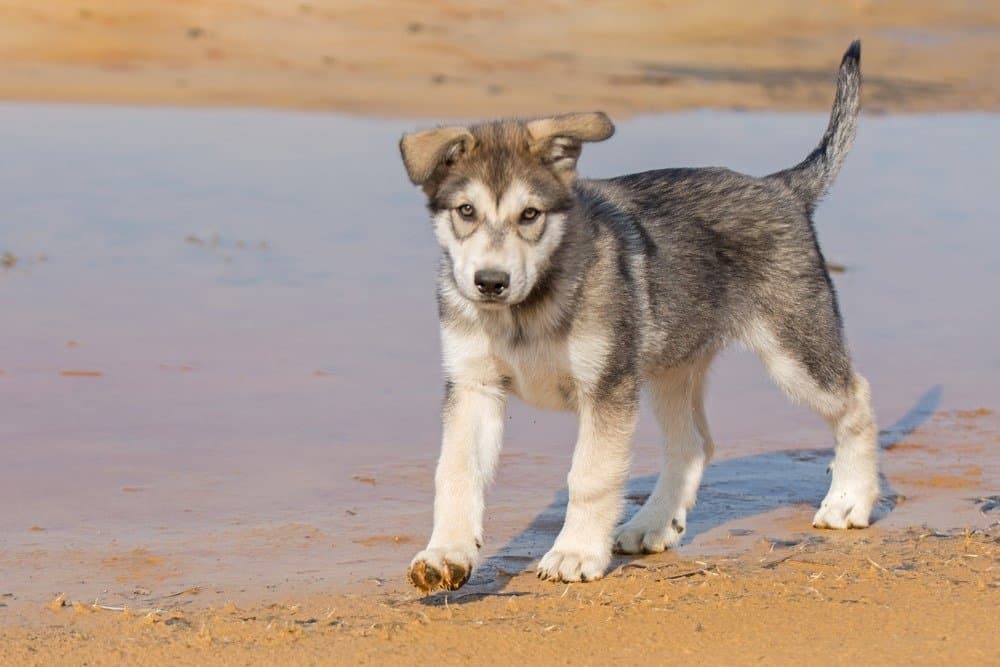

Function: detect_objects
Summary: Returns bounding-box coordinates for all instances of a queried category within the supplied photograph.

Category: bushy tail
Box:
[770,40,861,213]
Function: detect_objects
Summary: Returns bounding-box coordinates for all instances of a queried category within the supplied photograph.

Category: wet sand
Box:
[0,1,998,117]
[2,402,997,663]
[1,3,999,662]
[2,102,998,664]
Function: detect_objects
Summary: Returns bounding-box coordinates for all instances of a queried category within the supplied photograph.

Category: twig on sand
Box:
[662,565,716,580]
[50,594,168,616]
[761,553,797,569]
[867,557,888,572]
[164,586,201,598]
[93,604,168,615]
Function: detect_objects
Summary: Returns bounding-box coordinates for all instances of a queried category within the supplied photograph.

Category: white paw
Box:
[536,547,609,583]
[812,486,877,529]
[613,514,684,554]
[407,544,478,593]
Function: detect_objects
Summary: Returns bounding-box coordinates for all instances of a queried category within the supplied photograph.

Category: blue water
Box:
[0,105,996,601]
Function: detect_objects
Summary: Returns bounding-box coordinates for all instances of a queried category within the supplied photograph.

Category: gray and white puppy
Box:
[400,41,876,593]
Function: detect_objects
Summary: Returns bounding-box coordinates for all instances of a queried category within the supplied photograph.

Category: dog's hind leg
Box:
[745,318,879,528]
[692,359,715,463]
[614,354,713,554]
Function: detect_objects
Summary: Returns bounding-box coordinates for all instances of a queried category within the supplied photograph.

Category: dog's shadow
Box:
[420,385,942,605]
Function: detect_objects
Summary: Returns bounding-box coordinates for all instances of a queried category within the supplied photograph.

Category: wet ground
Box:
[0,105,997,610]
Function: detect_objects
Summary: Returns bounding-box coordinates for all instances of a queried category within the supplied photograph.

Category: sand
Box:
[4,407,997,664]
[1,2,998,664]
[3,528,997,665]
[0,1,997,118]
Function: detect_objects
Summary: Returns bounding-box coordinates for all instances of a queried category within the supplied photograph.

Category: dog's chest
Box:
[495,339,576,411]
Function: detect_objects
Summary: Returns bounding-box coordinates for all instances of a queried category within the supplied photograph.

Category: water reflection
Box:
[0,105,996,599]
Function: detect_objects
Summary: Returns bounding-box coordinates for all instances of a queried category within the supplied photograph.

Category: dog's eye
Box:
[457,204,475,219]
[520,207,540,223]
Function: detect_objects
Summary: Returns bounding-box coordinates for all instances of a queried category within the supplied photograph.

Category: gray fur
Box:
[770,40,861,213]
[402,42,877,591]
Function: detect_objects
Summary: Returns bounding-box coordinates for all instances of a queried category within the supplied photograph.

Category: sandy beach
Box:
[0,2,998,664]
[1,399,995,664]
[0,1,998,117]
[3,527,997,664]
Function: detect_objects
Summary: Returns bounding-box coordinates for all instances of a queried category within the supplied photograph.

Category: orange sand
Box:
[3,528,997,665]
[0,1,997,118]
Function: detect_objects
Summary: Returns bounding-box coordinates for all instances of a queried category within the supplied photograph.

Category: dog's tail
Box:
[769,40,861,213]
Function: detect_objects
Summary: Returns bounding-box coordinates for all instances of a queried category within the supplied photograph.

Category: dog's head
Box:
[400,112,614,308]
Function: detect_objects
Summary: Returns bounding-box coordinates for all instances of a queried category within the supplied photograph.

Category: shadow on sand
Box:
[421,385,942,604]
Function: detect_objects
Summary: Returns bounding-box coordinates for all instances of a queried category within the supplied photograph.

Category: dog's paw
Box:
[536,548,609,583]
[812,487,877,529]
[613,515,684,554]
[407,546,477,593]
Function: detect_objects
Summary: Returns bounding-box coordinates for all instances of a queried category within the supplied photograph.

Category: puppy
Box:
[400,41,876,593]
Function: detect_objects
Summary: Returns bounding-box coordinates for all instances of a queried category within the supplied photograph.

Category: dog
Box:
[399,41,876,593]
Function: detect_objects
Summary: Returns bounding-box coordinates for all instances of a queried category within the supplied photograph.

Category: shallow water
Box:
[0,105,997,603]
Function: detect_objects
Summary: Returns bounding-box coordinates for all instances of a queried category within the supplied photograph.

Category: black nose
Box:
[474,269,510,297]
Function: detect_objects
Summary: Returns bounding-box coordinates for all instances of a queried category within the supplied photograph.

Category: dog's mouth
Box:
[461,282,533,309]
[471,296,511,309]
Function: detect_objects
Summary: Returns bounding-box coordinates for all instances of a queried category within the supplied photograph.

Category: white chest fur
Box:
[442,305,612,415]
[495,338,576,411]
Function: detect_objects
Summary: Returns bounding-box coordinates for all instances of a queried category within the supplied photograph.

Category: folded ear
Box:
[526,112,614,185]
[399,125,475,190]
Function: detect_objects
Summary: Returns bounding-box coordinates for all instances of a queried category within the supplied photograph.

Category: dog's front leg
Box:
[408,378,506,593]
[537,382,637,583]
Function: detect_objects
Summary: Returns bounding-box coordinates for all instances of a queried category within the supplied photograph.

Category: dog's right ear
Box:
[399,126,475,192]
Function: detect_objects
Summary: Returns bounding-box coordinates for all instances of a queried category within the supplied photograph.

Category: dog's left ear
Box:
[527,112,614,185]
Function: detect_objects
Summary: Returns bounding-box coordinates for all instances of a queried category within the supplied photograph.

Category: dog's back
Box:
[575,41,862,384]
